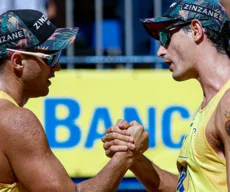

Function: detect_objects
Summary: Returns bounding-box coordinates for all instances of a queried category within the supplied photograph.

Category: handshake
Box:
[102,119,149,160]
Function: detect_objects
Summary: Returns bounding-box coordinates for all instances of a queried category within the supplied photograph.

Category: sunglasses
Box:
[159,18,210,47]
[159,22,192,47]
[6,48,61,67]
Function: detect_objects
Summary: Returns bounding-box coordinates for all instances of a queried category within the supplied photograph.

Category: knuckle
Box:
[125,136,131,142]
[145,131,149,138]
[138,125,144,130]
[106,127,111,133]
[131,120,137,124]
[111,146,115,151]
[105,150,110,156]
[103,143,107,150]
[111,132,116,138]
[114,139,119,145]
[110,140,115,146]
[111,126,115,132]
[116,119,122,125]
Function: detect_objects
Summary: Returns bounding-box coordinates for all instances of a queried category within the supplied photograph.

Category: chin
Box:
[172,73,183,81]
[172,73,189,82]
[42,89,50,96]
[31,89,49,98]
[173,76,184,82]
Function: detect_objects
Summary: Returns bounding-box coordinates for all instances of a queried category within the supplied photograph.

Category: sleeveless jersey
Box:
[176,80,230,192]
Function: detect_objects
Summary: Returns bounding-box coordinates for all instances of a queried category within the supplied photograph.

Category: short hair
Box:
[0,57,9,72]
[182,24,230,58]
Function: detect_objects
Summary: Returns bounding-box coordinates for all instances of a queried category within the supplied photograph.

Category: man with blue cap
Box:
[0,9,148,192]
[103,0,230,191]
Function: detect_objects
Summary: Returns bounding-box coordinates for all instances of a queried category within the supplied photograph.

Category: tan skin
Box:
[102,20,230,191]
[0,51,149,191]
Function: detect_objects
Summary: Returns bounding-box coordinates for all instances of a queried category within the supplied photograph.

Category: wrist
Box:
[130,154,145,171]
[113,151,134,167]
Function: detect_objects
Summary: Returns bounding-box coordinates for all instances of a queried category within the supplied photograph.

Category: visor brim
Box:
[141,17,179,39]
[36,27,79,51]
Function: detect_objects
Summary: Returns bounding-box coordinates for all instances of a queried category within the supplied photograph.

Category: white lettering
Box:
[7,34,12,41]
[184,4,190,10]
[33,15,48,30]
[214,13,219,19]
[202,8,208,15]
[197,7,202,13]
[0,30,25,44]
[37,20,42,25]
[208,10,214,17]
[18,31,24,37]
[1,36,6,43]
[12,32,19,39]
[191,5,197,11]
[182,3,220,20]
[39,15,47,24]
[33,22,40,30]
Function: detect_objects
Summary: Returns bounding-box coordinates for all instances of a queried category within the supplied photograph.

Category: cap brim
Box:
[141,17,179,39]
[36,27,79,51]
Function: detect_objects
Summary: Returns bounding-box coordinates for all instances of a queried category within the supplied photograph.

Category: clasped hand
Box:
[102,119,149,159]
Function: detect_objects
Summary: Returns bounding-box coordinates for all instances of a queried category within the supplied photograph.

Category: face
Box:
[22,50,61,98]
[157,25,198,81]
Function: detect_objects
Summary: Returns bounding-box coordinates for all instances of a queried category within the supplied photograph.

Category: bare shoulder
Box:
[2,104,44,134]
[0,103,48,155]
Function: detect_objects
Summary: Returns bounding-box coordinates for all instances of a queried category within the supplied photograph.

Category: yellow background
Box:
[25,70,203,177]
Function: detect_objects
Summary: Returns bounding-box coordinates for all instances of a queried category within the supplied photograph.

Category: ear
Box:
[10,52,24,72]
[190,19,204,43]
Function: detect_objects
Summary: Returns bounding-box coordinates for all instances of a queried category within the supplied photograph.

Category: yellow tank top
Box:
[176,80,230,192]
[0,91,19,192]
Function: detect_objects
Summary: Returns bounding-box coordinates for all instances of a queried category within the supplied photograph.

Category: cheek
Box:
[22,62,45,86]
[170,40,189,63]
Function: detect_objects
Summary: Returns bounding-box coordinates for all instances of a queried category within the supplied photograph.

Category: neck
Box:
[196,52,230,108]
[0,74,28,107]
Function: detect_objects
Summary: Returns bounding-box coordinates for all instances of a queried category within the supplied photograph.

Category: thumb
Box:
[116,119,130,129]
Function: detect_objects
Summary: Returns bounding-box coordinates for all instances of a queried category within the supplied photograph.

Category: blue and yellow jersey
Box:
[176,80,230,192]
[0,90,19,192]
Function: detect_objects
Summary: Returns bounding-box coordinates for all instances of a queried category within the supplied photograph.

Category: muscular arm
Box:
[76,152,133,192]
[3,107,133,192]
[102,120,178,192]
[130,155,177,192]
[215,90,230,190]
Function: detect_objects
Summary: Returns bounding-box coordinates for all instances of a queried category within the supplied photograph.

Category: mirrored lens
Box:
[159,31,169,47]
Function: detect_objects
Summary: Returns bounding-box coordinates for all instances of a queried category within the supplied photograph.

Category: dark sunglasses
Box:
[7,48,62,67]
[159,18,210,47]
[159,21,192,47]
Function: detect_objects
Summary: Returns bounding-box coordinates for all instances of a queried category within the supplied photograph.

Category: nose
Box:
[157,45,167,58]
[51,62,61,72]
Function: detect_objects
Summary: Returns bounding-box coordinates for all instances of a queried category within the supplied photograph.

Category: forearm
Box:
[75,152,133,192]
[130,155,178,192]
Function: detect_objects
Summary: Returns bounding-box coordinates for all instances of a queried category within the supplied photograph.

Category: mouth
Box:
[164,60,174,72]
[164,60,172,66]
[47,75,55,85]
[48,75,55,79]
